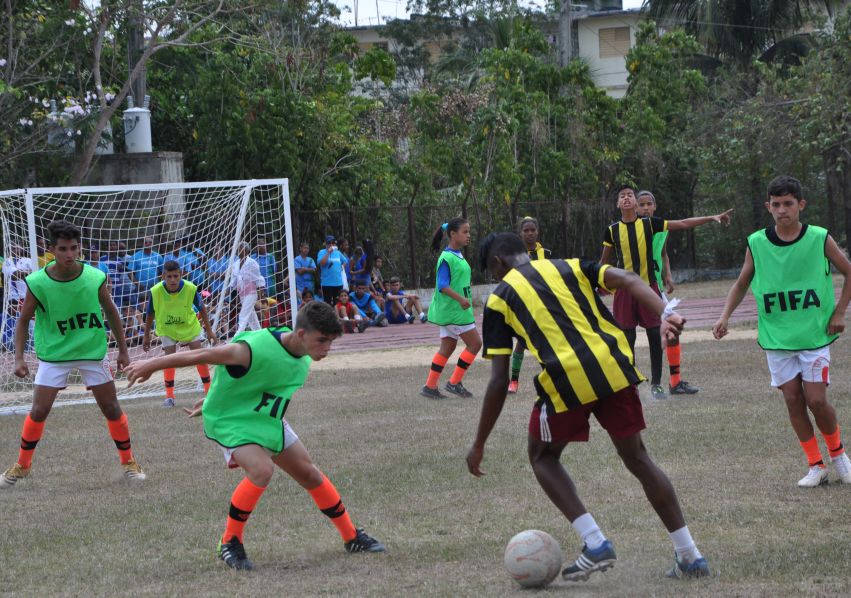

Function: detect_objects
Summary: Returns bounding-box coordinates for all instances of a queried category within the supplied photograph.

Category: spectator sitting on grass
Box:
[349,281,387,328]
[335,289,366,333]
[384,276,427,324]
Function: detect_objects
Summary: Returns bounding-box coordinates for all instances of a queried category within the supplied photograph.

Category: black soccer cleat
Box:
[420,385,447,399]
[218,536,254,570]
[445,381,474,398]
[345,528,385,553]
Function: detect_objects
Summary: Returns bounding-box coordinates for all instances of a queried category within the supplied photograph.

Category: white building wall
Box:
[576,13,640,98]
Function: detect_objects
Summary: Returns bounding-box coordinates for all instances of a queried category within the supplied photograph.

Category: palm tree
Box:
[641,0,842,66]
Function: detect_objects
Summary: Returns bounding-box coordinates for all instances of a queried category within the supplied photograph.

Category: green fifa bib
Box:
[26,262,107,362]
[428,249,474,326]
[151,280,202,341]
[651,231,668,288]
[202,328,311,453]
[749,225,837,350]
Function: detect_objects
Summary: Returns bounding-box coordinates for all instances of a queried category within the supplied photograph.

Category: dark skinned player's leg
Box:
[527,436,587,521]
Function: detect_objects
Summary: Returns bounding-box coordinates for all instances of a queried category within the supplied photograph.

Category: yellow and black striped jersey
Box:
[603,217,667,284]
[483,259,644,412]
[529,243,551,261]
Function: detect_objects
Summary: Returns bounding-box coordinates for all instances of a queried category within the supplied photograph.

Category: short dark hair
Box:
[767,175,803,201]
[163,260,181,272]
[388,276,401,284]
[296,300,342,336]
[46,220,81,246]
[355,280,367,288]
[478,232,526,273]
[616,183,637,195]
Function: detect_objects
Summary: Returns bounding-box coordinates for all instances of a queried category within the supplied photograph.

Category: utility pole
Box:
[558,0,573,67]
[128,0,146,106]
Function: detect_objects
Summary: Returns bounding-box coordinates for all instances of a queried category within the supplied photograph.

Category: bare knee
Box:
[248,461,275,487]
[298,465,325,489]
[29,406,51,422]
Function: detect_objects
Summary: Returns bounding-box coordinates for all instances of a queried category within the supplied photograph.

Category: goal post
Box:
[0,179,297,414]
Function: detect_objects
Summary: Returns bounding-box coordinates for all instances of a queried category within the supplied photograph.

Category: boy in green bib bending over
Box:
[124,300,384,570]
[714,175,851,487]
[1,220,145,488]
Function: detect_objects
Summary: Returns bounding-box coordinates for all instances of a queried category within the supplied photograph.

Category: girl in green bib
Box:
[422,217,482,399]
[124,301,384,570]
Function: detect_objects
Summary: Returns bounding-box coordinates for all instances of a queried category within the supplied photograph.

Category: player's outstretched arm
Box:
[599,245,614,266]
[667,209,734,231]
[712,249,754,340]
[13,291,37,378]
[602,267,685,342]
[98,283,130,370]
[467,354,511,477]
[124,342,250,388]
[825,235,851,335]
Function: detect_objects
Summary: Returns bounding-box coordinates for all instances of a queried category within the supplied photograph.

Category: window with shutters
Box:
[598,26,631,58]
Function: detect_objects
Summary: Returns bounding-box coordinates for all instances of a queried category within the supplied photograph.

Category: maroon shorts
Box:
[612,282,662,329]
[528,385,646,443]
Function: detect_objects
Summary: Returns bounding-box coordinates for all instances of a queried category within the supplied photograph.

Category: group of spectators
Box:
[293,235,427,333]
[2,232,423,345]
[1,235,281,348]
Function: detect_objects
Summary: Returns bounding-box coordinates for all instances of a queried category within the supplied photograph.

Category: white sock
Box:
[669,526,702,564]
[572,513,606,550]
[419,312,425,318]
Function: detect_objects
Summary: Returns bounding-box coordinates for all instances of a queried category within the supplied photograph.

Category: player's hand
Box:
[124,361,154,387]
[458,298,471,310]
[828,312,845,335]
[466,444,485,477]
[13,360,29,379]
[661,313,685,344]
[183,397,205,417]
[664,278,675,295]
[713,209,734,225]
[116,350,130,372]
[142,337,151,352]
[712,318,728,340]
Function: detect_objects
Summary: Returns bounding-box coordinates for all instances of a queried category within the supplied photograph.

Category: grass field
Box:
[1,336,850,597]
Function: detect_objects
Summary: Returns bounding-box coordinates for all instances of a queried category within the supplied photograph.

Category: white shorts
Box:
[34,358,113,389]
[220,419,299,469]
[765,347,831,387]
[159,333,204,348]
[439,323,478,340]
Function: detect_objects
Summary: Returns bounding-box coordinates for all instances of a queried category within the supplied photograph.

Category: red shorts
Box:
[612,282,662,329]
[528,385,646,443]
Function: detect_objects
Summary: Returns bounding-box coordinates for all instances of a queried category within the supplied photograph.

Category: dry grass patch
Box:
[1,337,850,596]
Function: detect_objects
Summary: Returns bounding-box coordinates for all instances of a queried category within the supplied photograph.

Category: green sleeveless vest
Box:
[749,225,836,351]
[151,280,202,341]
[428,249,474,326]
[202,328,311,453]
[651,231,668,288]
[26,262,107,362]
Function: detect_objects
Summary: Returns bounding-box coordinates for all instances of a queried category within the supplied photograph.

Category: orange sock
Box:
[164,368,175,399]
[223,477,267,543]
[308,474,357,542]
[820,426,845,458]
[196,364,211,394]
[106,413,134,465]
[426,353,449,389]
[800,436,825,467]
[666,343,681,386]
[449,349,478,384]
[17,414,45,469]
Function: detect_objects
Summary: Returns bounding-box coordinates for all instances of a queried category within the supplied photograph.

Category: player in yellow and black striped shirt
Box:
[467,232,710,581]
[600,184,732,400]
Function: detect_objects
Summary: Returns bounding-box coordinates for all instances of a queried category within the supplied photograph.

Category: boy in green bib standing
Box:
[714,175,851,487]
[124,300,384,570]
[1,220,145,488]
[142,260,218,407]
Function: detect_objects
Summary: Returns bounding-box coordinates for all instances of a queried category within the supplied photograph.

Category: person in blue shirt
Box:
[349,281,387,327]
[384,276,427,324]
[316,235,348,304]
[294,241,316,299]
[349,246,369,287]
[251,236,277,296]
[206,244,232,296]
[130,236,164,295]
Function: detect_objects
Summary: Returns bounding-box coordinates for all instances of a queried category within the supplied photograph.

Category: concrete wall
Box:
[84,151,184,186]
[576,12,640,98]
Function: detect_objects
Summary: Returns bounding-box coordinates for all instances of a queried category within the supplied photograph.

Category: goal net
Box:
[0,179,296,414]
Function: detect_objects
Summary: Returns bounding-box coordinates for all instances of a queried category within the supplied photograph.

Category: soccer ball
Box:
[504,529,563,588]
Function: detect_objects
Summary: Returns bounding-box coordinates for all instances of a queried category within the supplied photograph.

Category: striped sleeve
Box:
[603,224,615,247]
[482,295,514,358]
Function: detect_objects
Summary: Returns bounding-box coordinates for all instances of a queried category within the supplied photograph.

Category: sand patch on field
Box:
[312,328,759,371]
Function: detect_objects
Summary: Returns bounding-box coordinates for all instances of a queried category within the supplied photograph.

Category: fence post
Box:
[407,204,418,288]
[350,207,358,245]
